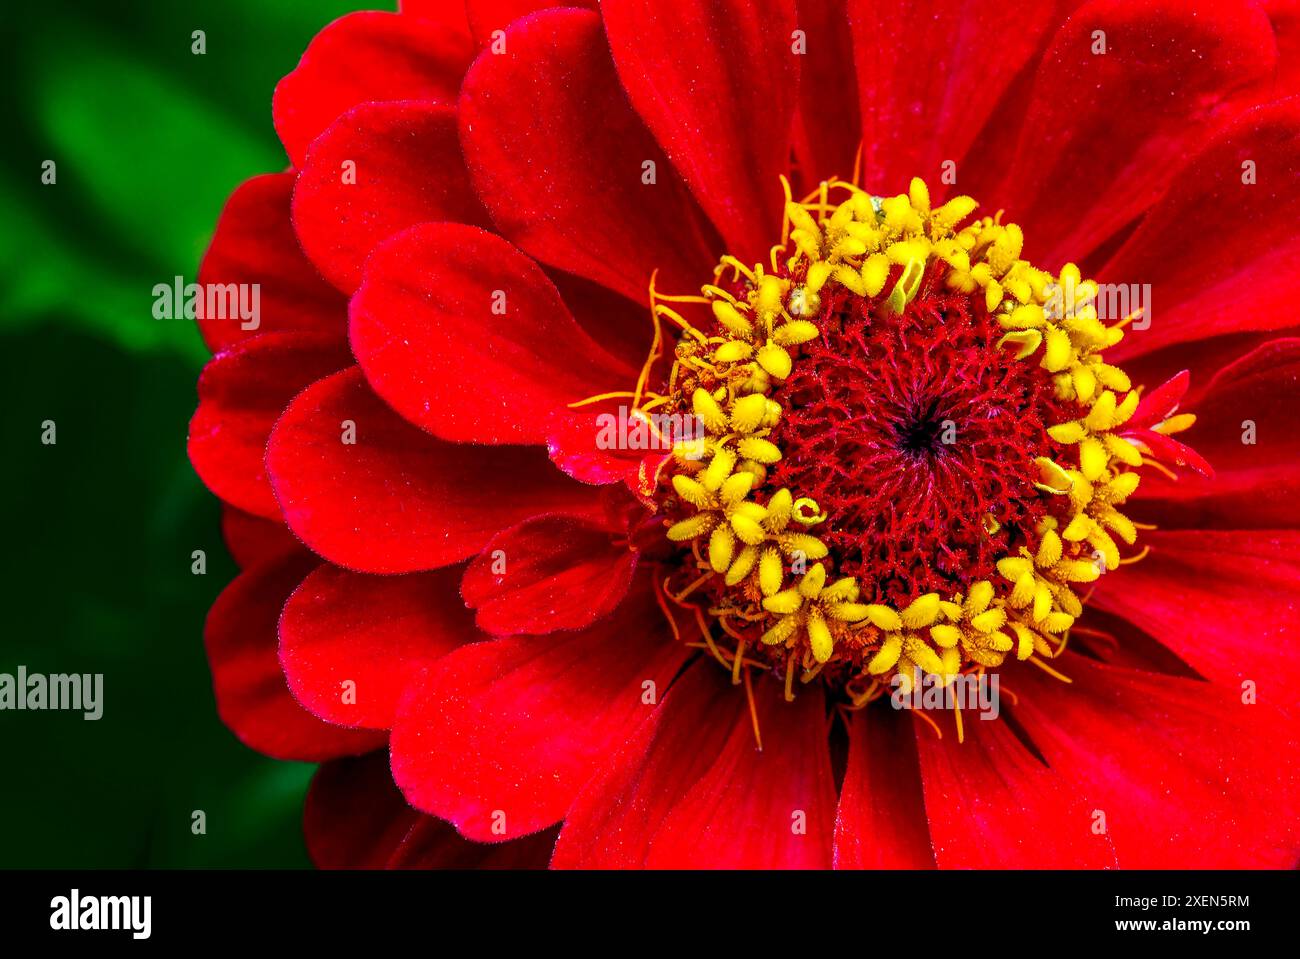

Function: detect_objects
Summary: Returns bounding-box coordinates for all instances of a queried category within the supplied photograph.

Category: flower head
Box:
[191,0,1300,869]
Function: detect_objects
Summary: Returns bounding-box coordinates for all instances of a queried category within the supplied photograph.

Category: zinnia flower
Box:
[190,0,1300,869]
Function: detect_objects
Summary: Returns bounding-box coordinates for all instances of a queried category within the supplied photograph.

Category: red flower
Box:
[190,0,1300,869]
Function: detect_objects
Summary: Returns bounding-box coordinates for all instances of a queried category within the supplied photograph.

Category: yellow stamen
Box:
[635,172,1187,711]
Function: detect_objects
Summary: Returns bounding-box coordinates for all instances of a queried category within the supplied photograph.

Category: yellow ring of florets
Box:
[594,174,1192,709]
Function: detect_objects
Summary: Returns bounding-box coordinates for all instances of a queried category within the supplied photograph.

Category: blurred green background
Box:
[0,0,371,867]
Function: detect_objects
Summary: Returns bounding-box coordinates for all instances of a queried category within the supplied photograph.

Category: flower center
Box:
[612,174,1186,714]
[765,258,1063,608]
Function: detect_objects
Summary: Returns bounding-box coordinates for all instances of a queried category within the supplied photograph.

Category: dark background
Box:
[1,0,369,867]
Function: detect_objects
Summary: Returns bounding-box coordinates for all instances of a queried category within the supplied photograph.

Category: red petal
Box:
[1132,338,1300,528]
[349,223,633,445]
[266,368,602,573]
[205,552,384,761]
[196,173,346,353]
[1118,327,1300,409]
[400,0,473,37]
[293,102,490,294]
[1105,98,1300,359]
[280,564,480,730]
[644,679,837,868]
[390,579,686,841]
[464,0,596,47]
[999,0,1278,266]
[1262,0,1300,93]
[544,396,671,490]
[461,514,638,636]
[790,0,860,188]
[1091,529,1300,709]
[847,0,1058,197]
[458,8,718,302]
[221,507,301,569]
[834,706,935,868]
[549,268,652,371]
[305,752,419,869]
[551,660,744,868]
[1011,655,1300,868]
[273,11,473,168]
[189,332,352,518]
[306,751,558,868]
[1138,468,1300,531]
[915,707,1119,867]
[1124,369,1189,431]
[224,509,302,566]
[1128,428,1214,479]
[388,819,558,868]
[601,0,798,263]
